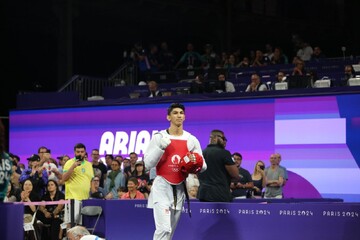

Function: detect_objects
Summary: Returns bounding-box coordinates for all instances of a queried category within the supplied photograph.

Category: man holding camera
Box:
[62,143,94,225]
[230,152,254,199]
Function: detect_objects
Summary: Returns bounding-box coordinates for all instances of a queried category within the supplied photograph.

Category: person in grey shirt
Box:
[264,153,284,198]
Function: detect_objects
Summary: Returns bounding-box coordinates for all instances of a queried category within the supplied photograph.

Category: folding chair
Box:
[80,206,102,234]
[23,208,39,240]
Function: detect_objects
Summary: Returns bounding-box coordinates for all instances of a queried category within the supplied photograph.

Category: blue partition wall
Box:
[0,203,24,240]
[82,199,360,240]
[9,93,360,202]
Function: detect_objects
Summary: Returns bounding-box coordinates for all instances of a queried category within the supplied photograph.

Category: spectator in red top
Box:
[121,177,145,199]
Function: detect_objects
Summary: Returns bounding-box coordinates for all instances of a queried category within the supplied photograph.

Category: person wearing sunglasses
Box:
[251,160,267,198]
[198,130,239,202]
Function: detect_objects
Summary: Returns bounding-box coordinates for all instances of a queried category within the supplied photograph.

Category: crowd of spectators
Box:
[123,38,335,82]
[121,39,359,99]
[6,146,287,197]
[0,139,312,239]
[3,130,291,240]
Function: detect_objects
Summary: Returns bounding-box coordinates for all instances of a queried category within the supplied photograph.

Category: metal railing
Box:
[58,75,110,100]
[108,61,138,86]
[58,62,138,100]
[58,57,359,101]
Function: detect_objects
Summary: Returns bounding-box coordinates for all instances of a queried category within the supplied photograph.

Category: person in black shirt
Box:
[90,149,107,188]
[131,160,150,199]
[190,74,211,94]
[147,81,163,98]
[230,152,254,199]
[37,180,65,240]
[198,130,239,202]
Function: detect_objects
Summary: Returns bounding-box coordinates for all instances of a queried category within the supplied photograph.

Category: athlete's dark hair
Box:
[167,103,185,115]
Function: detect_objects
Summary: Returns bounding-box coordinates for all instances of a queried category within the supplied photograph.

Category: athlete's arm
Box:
[144,133,166,170]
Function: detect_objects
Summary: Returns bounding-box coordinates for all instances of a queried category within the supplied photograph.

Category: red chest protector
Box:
[156,138,189,185]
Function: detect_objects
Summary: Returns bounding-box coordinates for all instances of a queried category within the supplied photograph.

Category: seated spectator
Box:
[18,162,26,173]
[89,176,106,199]
[67,225,104,240]
[270,47,287,65]
[218,51,228,68]
[232,49,242,64]
[190,74,211,94]
[296,41,313,61]
[230,152,254,199]
[188,186,199,199]
[307,70,319,88]
[264,154,285,199]
[174,42,204,69]
[277,71,287,83]
[223,54,238,69]
[4,181,20,202]
[236,56,250,68]
[292,58,306,76]
[147,80,163,98]
[105,154,114,172]
[311,46,326,62]
[245,73,268,92]
[19,179,41,223]
[186,173,200,192]
[9,153,22,174]
[114,155,124,165]
[251,160,266,198]
[292,55,301,65]
[131,160,150,199]
[124,152,138,179]
[121,158,131,174]
[104,159,126,199]
[343,65,356,86]
[117,186,127,199]
[263,43,274,62]
[10,157,21,189]
[37,180,65,240]
[121,177,145,199]
[202,43,219,70]
[212,72,236,93]
[251,50,269,67]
